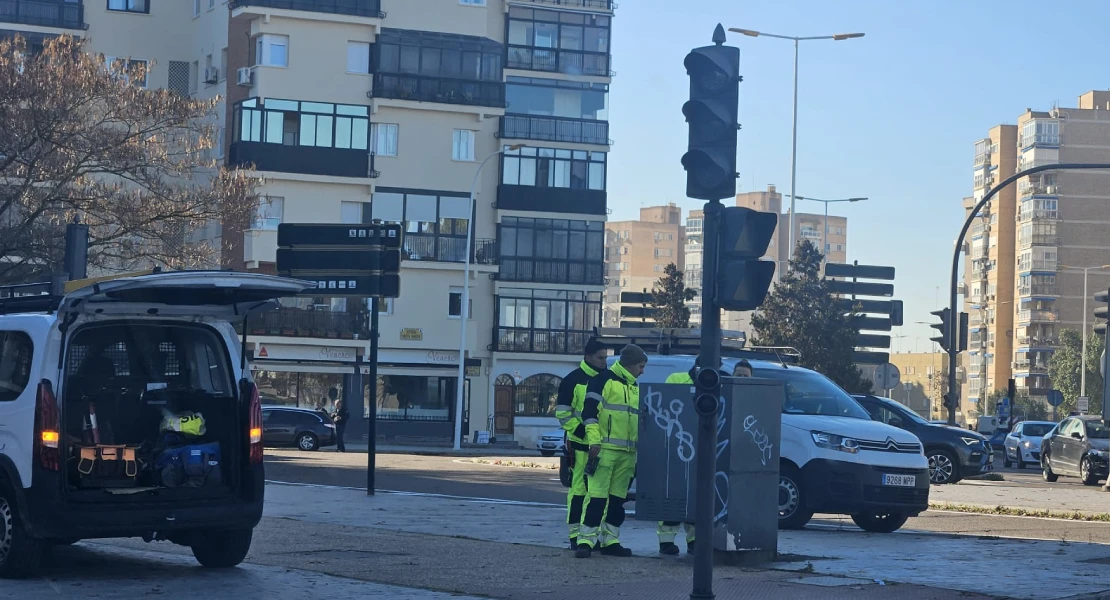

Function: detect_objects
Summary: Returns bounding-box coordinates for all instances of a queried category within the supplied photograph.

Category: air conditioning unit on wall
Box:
[203,67,219,84]
[237,67,254,87]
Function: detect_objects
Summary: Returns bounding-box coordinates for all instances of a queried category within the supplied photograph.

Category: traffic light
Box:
[943,394,957,410]
[1095,290,1109,336]
[716,206,776,311]
[930,308,952,352]
[680,24,741,201]
[958,311,969,352]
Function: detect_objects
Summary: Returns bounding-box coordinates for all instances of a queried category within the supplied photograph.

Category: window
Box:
[209,0,216,9]
[108,0,148,13]
[366,189,472,263]
[0,332,33,402]
[452,130,475,161]
[449,287,473,318]
[256,34,289,68]
[373,124,398,157]
[234,98,370,151]
[373,29,503,83]
[654,248,672,258]
[347,41,370,74]
[506,7,611,76]
[374,375,454,422]
[220,48,227,82]
[189,60,198,94]
[498,217,605,285]
[506,77,608,120]
[340,201,363,224]
[376,298,394,315]
[497,288,603,353]
[501,145,606,191]
[1021,119,1060,148]
[104,57,148,88]
[193,0,200,17]
[253,196,283,230]
[460,0,486,4]
[653,264,664,272]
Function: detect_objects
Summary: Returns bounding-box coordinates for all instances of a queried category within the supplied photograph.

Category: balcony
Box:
[499,115,609,146]
[507,46,611,77]
[514,0,614,9]
[0,0,84,29]
[229,0,383,18]
[245,307,365,340]
[371,73,505,109]
[496,184,607,216]
[1019,183,1059,198]
[243,226,278,267]
[1013,361,1049,375]
[498,258,605,285]
[1018,209,1058,223]
[1018,233,1060,249]
[973,152,991,169]
[1017,336,1058,348]
[1017,309,1059,324]
[1017,284,1060,297]
[229,142,370,178]
[492,327,594,354]
[1017,260,1057,273]
[402,234,498,265]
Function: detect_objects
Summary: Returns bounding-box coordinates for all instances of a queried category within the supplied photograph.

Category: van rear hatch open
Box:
[53,272,311,504]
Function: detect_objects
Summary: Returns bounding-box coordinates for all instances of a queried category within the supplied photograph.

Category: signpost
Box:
[1079,396,1090,415]
[873,362,901,393]
[825,261,902,366]
[276,223,402,496]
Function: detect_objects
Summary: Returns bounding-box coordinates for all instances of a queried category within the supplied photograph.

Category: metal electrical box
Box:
[636,377,784,554]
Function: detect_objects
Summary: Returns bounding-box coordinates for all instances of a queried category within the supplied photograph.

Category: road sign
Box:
[1079,396,1090,414]
[837,299,896,315]
[1046,390,1064,408]
[619,320,655,329]
[856,334,892,349]
[854,316,893,332]
[276,248,401,273]
[824,263,896,281]
[874,363,901,391]
[277,223,402,249]
[297,275,400,298]
[852,350,890,365]
[827,280,895,298]
[620,305,656,319]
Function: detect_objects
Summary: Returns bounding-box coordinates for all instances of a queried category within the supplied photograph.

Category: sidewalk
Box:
[340,442,541,457]
[258,481,1110,600]
[933,477,1110,517]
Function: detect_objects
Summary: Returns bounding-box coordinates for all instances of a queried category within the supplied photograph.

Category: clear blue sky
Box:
[606,0,1110,351]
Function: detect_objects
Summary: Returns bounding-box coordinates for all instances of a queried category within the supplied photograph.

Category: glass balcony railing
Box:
[229,0,383,18]
[1017,309,1059,324]
[0,0,83,29]
[1017,285,1060,297]
[1018,209,1058,223]
[515,0,614,8]
[1018,233,1060,249]
[492,327,595,354]
[499,115,610,146]
[1017,260,1057,272]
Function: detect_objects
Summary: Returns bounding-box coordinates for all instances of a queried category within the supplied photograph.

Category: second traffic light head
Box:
[930,308,952,352]
[681,43,740,201]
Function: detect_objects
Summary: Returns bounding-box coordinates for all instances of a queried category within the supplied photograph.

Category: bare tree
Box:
[0,34,259,283]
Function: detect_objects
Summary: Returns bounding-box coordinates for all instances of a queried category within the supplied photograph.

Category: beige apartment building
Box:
[604,204,685,326]
[885,352,949,421]
[4,0,616,448]
[962,90,1110,419]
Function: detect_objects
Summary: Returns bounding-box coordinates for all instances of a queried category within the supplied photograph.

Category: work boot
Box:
[687,540,696,555]
[568,537,578,550]
[599,544,633,557]
[659,542,679,555]
[575,544,592,559]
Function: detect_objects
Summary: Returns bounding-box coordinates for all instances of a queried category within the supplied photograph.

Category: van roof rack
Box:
[0,281,62,315]
[591,327,802,364]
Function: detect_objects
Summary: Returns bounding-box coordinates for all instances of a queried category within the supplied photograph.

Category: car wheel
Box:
[851,512,909,533]
[778,465,813,530]
[1015,448,1026,469]
[0,481,44,579]
[540,450,556,457]
[928,449,960,484]
[1003,449,1012,468]
[296,432,319,452]
[1081,457,1099,486]
[1042,455,1059,483]
[191,528,253,569]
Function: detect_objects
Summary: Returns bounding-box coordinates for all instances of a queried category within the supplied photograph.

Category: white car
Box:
[618,354,929,534]
[536,429,566,457]
[1003,420,1057,468]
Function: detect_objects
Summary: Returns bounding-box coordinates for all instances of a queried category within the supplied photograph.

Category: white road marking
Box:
[265,480,566,509]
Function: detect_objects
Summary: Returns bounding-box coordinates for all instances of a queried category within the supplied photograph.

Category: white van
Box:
[619,353,930,533]
[0,271,309,577]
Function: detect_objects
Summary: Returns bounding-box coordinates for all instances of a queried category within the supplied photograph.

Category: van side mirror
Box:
[1072,432,1083,440]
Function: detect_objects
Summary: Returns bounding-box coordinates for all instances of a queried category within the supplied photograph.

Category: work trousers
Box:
[578,449,635,548]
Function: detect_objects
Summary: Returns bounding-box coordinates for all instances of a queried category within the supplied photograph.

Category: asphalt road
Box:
[264,449,1110,545]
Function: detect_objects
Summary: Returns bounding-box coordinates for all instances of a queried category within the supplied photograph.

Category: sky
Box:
[605,0,1110,352]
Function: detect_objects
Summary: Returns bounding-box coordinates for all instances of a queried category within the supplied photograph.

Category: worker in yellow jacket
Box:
[658,357,700,555]
[575,344,647,558]
[553,338,608,549]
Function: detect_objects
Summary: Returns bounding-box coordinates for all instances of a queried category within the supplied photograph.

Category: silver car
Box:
[1004,421,1057,468]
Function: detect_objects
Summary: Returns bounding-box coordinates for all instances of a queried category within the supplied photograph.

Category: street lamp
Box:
[453,143,526,451]
[728,28,864,262]
[1059,264,1110,398]
[785,195,867,257]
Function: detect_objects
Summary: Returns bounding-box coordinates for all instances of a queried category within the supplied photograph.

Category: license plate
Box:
[541,443,557,449]
[882,474,916,487]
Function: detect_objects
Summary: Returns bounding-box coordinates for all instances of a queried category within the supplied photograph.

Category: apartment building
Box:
[886,352,948,421]
[603,203,685,327]
[3,0,615,448]
[961,91,1110,419]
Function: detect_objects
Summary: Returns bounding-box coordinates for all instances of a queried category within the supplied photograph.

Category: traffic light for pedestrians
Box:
[716,206,776,311]
[680,25,741,201]
[930,308,952,352]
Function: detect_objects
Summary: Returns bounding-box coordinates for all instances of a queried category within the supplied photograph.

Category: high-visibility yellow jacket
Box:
[554,361,599,448]
[582,361,639,452]
[665,370,695,385]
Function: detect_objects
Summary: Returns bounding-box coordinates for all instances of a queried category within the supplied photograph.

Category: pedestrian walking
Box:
[332,399,349,452]
[576,344,647,559]
[554,338,609,549]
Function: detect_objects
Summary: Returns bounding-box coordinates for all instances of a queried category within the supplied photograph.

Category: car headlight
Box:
[811,431,860,454]
[960,437,981,446]
[1022,440,1033,448]
[1093,450,1109,460]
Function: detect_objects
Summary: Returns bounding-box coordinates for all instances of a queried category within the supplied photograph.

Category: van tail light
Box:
[247,382,263,465]
[33,380,61,471]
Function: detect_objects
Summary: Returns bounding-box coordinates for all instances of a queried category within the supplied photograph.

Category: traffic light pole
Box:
[948,163,1110,426]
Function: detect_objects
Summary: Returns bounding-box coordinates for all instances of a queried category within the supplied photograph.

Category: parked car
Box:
[261,406,337,451]
[622,354,929,534]
[537,429,567,457]
[0,271,310,577]
[1042,416,1110,485]
[853,395,992,484]
[1003,421,1056,468]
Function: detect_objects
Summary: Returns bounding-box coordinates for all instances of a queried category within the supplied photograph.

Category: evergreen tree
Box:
[651,263,698,328]
[750,241,872,394]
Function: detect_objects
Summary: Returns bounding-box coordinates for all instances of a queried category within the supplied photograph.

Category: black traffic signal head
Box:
[1095,290,1109,336]
[943,393,958,410]
[681,29,740,201]
[958,311,969,353]
[930,308,952,352]
[716,207,777,311]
